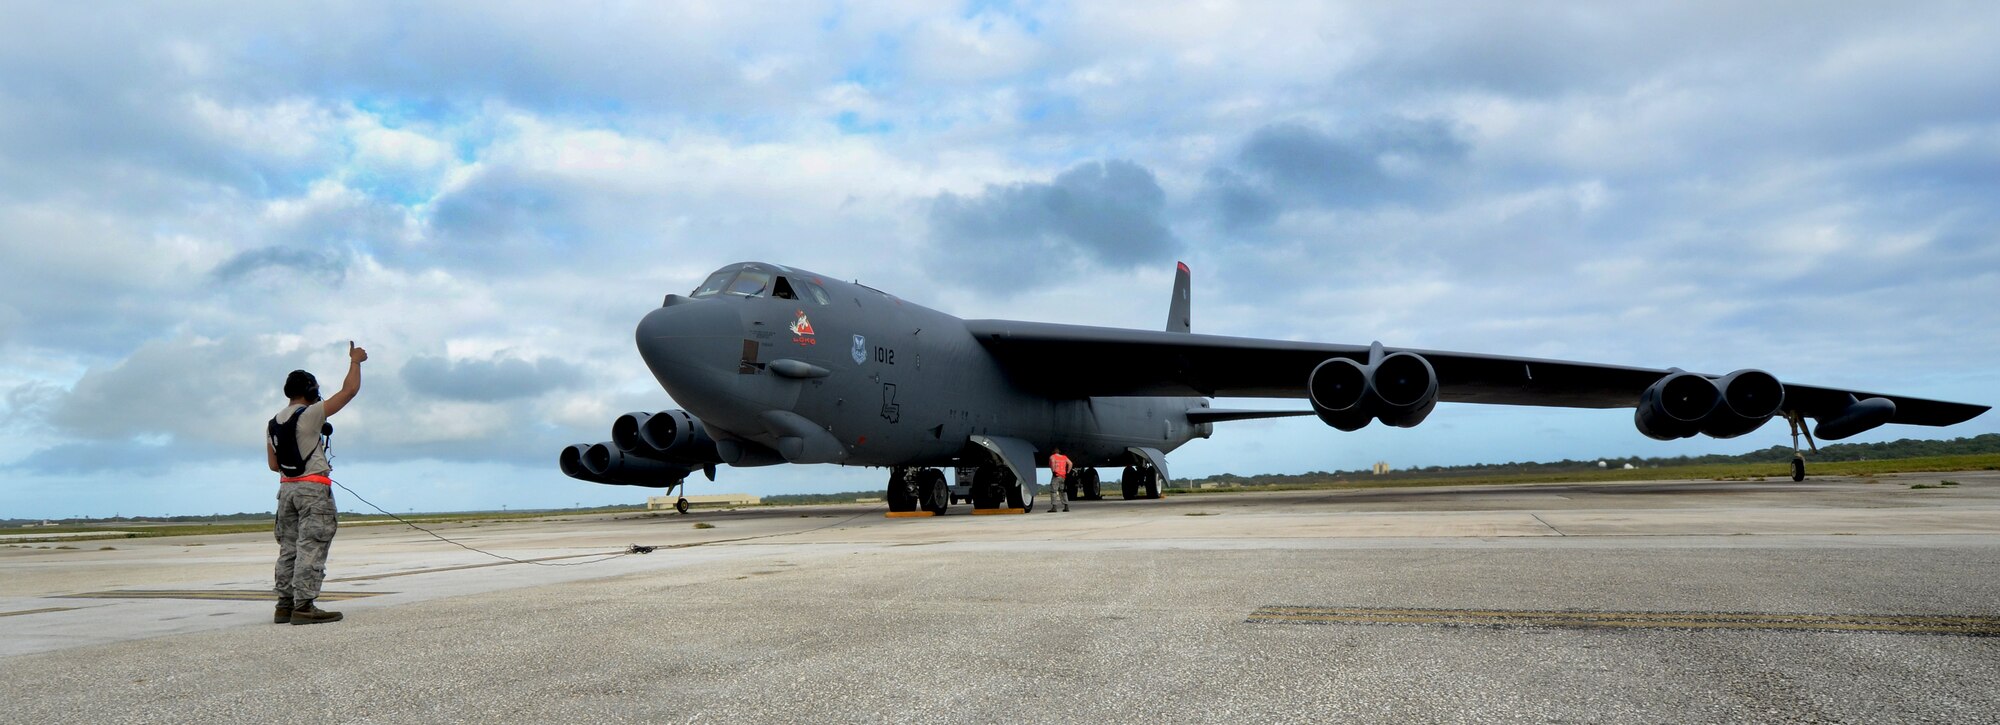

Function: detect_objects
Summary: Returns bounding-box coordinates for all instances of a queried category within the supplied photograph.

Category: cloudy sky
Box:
[2,2,1996,518]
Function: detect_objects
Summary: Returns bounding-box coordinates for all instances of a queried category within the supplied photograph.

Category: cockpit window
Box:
[690,270,734,299]
[805,282,831,305]
[725,270,772,297]
[772,276,798,300]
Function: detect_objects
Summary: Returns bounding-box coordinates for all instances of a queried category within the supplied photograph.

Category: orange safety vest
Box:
[1050,454,1071,478]
[280,474,332,485]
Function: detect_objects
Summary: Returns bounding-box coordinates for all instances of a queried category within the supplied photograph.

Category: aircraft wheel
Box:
[1792,458,1806,482]
[922,469,949,514]
[1004,470,1028,511]
[972,468,1004,509]
[886,469,917,512]
[1121,466,1139,500]
[1065,478,1081,500]
[1143,468,1161,499]
[674,497,689,515]
[1082,468,1102,500]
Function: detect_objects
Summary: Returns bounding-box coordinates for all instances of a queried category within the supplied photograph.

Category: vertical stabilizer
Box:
[1166,261,1191,333]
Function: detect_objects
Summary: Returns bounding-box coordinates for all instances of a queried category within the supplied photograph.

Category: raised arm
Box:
[322,341,368,417]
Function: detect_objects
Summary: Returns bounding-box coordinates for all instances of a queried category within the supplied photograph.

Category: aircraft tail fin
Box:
[1166,261,1191,333]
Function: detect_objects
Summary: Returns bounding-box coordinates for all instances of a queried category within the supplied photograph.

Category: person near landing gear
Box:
[1046,448,1071,513]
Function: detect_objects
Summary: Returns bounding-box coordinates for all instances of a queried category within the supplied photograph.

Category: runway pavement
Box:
[5,471,2000,723]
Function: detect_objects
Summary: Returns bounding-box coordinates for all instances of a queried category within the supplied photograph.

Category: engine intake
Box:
[1307,351,1440,430]
[580,442,694,487]
[1635,369,1785,441]
[612,409,721,464]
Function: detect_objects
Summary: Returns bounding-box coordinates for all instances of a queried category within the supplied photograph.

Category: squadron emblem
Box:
[852,334,867,365]
[790,311,816,345]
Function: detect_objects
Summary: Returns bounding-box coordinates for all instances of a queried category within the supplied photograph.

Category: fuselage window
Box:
[690,270,734,299]
[726,270,772,297]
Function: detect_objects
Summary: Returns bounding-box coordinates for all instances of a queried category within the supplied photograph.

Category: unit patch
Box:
[852,334,867,365]
[790,310,817,345]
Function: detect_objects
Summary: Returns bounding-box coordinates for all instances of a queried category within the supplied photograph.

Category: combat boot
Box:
[289,601,343,625]
[274,599,293,624]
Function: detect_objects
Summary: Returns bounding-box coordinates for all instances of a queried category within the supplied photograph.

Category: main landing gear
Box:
[1784,411,1818,482]
[968,466,1023,511]
[1064,468,1103,501]
[886,467,950,515]
[1120,463,1161,500]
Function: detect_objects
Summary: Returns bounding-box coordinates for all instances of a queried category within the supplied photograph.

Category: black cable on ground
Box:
[326,478,875,567]
[330,478,645,567]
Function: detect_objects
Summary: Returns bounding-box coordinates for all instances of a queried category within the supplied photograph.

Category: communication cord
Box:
[327,478,872,567]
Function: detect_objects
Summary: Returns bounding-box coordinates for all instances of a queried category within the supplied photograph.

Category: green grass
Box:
[1168,453,2000,496]
[692,522,716,529]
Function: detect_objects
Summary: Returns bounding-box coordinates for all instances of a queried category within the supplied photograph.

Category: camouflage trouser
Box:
[274,481,338,603]
[1046,474,1067,510]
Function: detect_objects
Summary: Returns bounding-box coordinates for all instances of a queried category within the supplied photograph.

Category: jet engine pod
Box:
[1814,396,1897,441]
[1308,357,1372,431]
[610,411,655,453]
[637,409,721,464]
[1699,369,1785,439]
[582,442,694,487]
[1369,352,1439,428]
[1634,371,1720,440]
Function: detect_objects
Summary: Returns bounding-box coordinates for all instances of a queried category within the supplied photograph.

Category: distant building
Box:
[1372,461,1391,475]
[1622,463,1636,470]
[647,493,760,510]
[1597,460,1608,469]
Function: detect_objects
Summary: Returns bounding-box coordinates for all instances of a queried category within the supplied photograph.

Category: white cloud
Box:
[0,1,1995,517]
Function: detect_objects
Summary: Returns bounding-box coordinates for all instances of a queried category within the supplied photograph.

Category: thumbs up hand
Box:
[349,341,369,364]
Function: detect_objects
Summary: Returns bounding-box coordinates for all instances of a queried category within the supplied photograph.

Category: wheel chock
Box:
[971,508,1027,515]
[884,511,936,518]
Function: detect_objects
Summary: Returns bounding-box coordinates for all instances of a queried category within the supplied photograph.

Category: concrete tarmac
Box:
[5,472,2000,723]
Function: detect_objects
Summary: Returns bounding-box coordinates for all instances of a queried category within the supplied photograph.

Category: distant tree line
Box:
[1183,433,2000,488]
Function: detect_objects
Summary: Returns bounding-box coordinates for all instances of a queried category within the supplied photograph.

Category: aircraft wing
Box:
[962,320,1988,427]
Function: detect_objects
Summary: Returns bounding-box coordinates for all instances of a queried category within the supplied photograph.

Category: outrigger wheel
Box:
[675,497,690,514]
[1784,411,1817,483]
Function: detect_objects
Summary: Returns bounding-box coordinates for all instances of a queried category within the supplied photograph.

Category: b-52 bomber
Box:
[561,261,1988,514]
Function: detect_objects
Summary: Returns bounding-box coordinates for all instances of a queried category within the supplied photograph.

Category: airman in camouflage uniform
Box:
[267,342,366,625]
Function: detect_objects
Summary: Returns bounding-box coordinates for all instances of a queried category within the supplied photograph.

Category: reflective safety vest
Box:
[1050,454,1071,478]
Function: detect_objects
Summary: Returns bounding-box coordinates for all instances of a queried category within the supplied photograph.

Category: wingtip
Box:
[1176,261,1189,274]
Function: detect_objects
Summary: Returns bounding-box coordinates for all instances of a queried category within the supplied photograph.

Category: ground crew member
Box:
[267,341,366,625]
[1046,448,1071,513]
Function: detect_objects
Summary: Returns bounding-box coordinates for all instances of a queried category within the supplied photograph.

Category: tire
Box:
[1082,468,1102,500]
[1143,469,1161,499]
[922,469,949,514]
[1003,468,1027,510]
[674,497,689,514]
[972,468,1003,509]
[1121,466,1139,500]
[1791,458,1806,482]
[1065,478,1081,500]
[886,471,916,512]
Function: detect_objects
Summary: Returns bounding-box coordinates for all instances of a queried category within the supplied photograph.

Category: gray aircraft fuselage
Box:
[634,262,1210,470]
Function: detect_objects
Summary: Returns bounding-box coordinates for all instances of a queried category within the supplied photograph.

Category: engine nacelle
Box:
[1307,352,1441,430]
[581,442,694,487]
[1635,371,1718,440]
[1701,369,1785,438]
[612,409,721,465]
[1370,352,1440,428]
[1635,369,1785,440]
[1308,358,1372,431]
[559,443,668,487]
[1814,396,1896,441]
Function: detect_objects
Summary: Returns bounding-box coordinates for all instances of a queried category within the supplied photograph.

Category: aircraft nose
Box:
[635,301,738,379]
